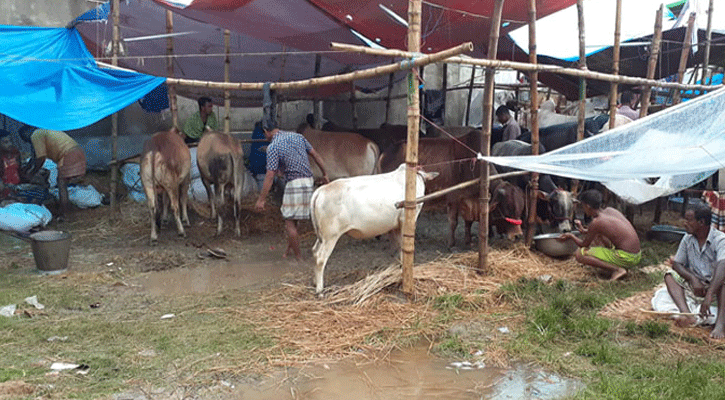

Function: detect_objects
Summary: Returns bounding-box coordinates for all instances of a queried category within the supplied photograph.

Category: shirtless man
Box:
[558,189,641,281]
[664,205,725,339]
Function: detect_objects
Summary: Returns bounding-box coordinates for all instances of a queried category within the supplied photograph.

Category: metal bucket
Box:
[29,231,71,274]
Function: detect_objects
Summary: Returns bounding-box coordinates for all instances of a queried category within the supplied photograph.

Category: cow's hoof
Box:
[178,231,187,238]
[149,239,158,246]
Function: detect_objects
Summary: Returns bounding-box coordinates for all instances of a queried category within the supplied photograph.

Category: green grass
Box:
[0,271,273,400]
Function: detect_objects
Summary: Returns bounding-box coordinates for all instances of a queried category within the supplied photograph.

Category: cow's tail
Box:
[309,187,321,237]
[370,142,381,174]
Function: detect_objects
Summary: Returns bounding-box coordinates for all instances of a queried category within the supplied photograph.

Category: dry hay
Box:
[222,242,590,367]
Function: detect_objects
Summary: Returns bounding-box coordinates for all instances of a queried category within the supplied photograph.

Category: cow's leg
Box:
[143,182,158,244]
[201,176,216,219]
[447,203,459,249]
[214,182,225,235]
[464,220,474,246]
[180,176,191,227]
[233,197,241,237]
[167,186,186,237]
[161,190,170,226]
[313,234,342,295]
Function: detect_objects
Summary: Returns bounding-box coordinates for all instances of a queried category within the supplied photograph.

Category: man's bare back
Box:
[589,207,640,254]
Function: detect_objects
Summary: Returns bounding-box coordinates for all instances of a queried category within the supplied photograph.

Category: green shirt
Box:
[183,111,218,140]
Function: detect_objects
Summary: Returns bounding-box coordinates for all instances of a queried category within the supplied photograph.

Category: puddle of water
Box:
[490,367,584,399]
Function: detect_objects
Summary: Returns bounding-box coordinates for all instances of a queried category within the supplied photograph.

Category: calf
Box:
[299,126,380,181]
[197,131,251,236]
[309,164,438,294]
[140,128,191,243]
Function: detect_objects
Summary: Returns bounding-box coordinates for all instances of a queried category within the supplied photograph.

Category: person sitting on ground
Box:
[617,90,639,121]
[557,189,641,281]
[0,129,22,202]
[182,96,218,144]
[254,119,329,261]
[19,125,86,220]
[495,105,521,142]
[664,204,725,338]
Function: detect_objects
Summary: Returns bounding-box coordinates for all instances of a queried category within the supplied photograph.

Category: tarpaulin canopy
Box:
[0,25,165,131]
[482,86,725,204]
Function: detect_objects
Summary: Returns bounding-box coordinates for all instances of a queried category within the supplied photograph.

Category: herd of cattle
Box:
[139,107,629,293]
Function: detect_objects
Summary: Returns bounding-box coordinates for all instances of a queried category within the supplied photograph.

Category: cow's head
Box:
[490,180,525,240]
[537,189,575,233]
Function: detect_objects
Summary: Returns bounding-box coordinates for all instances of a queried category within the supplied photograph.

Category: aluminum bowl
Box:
[646,225,686,243]
[533,231,581,258]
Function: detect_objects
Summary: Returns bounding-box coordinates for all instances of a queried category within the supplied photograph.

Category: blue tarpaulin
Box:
[0,25,165,131]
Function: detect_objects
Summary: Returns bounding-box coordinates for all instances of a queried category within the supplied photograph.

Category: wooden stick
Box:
[167,42,472,92]
[478,0,505,274]
[702,0,714,87]
[330,42,721,92]
[224,29,231,133]
[639,309,698,317]
[166,10,178,129]
[673,12,696,105]
[608,0,622,129]
[464,65,476,126]
[526,0,539,246]
[640,6,663,119]
[385,73,394,124]
[572,0,586,195]
[110,0,120,218]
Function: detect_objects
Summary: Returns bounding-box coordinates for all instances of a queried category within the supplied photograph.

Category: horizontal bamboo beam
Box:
[166,42,473,92]
[394,170,529,209]
[330,42,722,92]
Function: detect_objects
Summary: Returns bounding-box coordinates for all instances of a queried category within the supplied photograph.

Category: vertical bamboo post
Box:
[109,0,120,217]
[525,0,539,246]
[572,0,586,194]
[441,63,448,125]
[608,0,622,129]
[313,55,323,129]
[672,12,696,105]
[223,29,231,134]
[639,5,663,119]
[702,0,714,87]
[385,73,394,124]
[402,0,422,295]
[166,10,178,129]
[477,0,505,273]
[350,81,358,129]
[465,66,476,125]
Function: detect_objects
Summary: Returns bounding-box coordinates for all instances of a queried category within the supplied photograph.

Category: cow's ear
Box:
[422,171,439,181]
[489,199,499,213]
[536,190,548,200]
[572,198,580,204]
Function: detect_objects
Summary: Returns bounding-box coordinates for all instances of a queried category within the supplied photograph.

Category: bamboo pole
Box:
[329,42,721,92]
[465,65,476,125]
[166,10,178,129]
[702,0,714,87]
[385,73,395,123]
[224,29,231,134]
[402,0,422,295]
[639,5,663,119]
[313,54,322,129]
[672,12,696,105]
[167,42,472,92]
[478,0,505,274]
[110,0,120,217]
[572,0,586,194]
[608,0,622,129]
[525,0,539,246]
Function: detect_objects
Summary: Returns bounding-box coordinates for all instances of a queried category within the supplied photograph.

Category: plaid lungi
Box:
[702,191,725,232]
[281,177,314,220]
[57,147,86,180]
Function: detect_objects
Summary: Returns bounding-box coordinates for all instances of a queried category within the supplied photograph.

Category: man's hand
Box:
[254,198,265,212]
[692,278,708,298]
[700,292,714,318]
[574,219,587,233]
[322,174,330,184]
[556,233,574,242]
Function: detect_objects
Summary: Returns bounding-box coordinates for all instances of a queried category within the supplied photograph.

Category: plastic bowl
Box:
[533,231,580,257]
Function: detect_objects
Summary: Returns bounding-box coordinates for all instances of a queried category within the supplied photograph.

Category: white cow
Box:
[309,164,438,294]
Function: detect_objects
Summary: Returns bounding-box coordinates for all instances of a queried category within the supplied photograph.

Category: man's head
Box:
[578,189,603,215]
[197,97,214,116]
[684,204,711,235]
[620,91,636,107]
[261,118,278,140]
[0,129,12,152]
[495,105,511,124]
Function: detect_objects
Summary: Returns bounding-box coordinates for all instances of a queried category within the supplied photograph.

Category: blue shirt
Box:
[674,228,725,282]
[265,131,313,182]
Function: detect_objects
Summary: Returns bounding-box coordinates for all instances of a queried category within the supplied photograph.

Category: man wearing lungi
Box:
[19,125,86,220]
[255,120,329,261]
[665,204,725,339]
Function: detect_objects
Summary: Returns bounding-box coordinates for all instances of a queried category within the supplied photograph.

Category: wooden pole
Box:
[478,0,505,274]
[525,0,539,246]
[639,5,663,119]
[166,10,178,129]
[402,0,422,295]
[224,29,231,134]
[465,65,476,126]
[385,73,394,124]
[350,82,358,129]
[313,54,323,129]
[329,42,721,92]
[572,0,586,194]
[442,63,448,125]
[608,0,622,129]
[109,0,120,217]
[672,12,696,105]
[702,0,714,87]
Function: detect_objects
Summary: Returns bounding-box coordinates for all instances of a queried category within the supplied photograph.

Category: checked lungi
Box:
[281,177,314,220]
[702,191,725,232]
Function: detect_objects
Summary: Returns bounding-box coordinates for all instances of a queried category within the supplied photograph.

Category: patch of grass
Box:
[435,334,469,358]
[624,320,670,339]
[574,340,621,365]
[639,240,678,268]
[432,293,464,311]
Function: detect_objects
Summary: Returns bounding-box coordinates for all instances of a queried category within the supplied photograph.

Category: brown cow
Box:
[299,126,379,181]
[140,128,191,244]
[197,131,251,236]
[454,180,526,246]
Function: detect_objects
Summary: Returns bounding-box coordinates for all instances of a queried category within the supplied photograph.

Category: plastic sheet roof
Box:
[72,0,577,105]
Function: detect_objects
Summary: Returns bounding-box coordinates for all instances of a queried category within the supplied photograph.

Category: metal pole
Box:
[478,0,505,274]
[402,0,422,295]
[385,73,395,124]
[313,54,323,129]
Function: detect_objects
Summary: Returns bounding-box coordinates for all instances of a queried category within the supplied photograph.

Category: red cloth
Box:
[1,152,21,185]
[702,191,725,232]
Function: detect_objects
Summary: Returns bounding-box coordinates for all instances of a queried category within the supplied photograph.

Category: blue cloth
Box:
[266,131,313,182]
[139,83,169,112]
[247,122,267,176]
[0,25,165,131]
